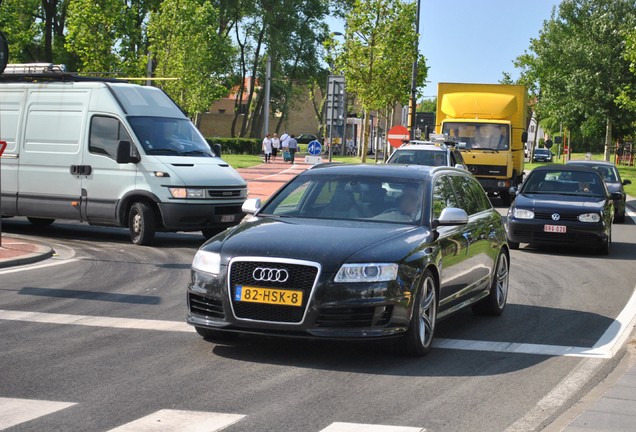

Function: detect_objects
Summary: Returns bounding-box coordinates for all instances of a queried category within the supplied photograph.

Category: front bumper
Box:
[477,178,513,194]
[186,268,412,340]
[506,219,608,247]
[158,202,245,231]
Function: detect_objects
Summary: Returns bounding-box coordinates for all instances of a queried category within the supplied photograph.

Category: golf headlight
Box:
[192,250,221,275]
[578,213,601,223]
[335,263,398,283]
[513,208,535,219]
[169,187,206,199]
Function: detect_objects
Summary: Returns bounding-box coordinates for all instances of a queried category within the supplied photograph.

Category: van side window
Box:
[89,116,132,159]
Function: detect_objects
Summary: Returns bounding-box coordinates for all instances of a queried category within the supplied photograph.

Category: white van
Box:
[0,68,247,245]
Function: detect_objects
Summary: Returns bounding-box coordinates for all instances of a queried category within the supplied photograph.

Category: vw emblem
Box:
[551,213,561,221]
[253,267,289,283]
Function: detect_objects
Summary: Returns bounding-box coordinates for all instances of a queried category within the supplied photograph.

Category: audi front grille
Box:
[228,258,320,324]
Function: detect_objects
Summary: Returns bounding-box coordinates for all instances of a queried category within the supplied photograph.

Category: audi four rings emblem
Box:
[253,267,289,283]
[551,213,561,221]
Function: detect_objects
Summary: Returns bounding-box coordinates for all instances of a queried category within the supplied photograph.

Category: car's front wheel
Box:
[472,250,509,316]
[399,269,437,356]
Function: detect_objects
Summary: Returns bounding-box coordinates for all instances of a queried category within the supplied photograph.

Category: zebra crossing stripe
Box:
[0,397,76,430]
[107,410,245,432]
[320,422,424,432]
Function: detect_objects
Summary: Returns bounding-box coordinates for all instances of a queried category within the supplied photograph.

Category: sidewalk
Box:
[0,235,53,268]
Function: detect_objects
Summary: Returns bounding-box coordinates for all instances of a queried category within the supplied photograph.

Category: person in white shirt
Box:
[262,133,273,163]
[271,133,281,162]
[280,132,289,150]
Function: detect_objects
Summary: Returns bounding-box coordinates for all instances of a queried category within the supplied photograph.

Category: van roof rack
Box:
[0,63,124,83]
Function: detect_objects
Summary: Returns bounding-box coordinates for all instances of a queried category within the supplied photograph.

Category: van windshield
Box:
[128,116,214,157]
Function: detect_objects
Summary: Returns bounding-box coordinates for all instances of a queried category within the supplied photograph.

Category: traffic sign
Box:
[387,125,409,148]
[307,140,322,156]
[0,141,7,156]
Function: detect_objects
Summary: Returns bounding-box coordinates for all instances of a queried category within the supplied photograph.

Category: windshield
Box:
[570,164,619,183]
[521,169,606,197]
[535,149,551,155]
[388,149,446,166]
[259,175,427,225]
[128,116,214,157]
[442,122,509,150]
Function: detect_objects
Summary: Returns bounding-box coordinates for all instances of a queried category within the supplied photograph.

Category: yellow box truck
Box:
[436,83,528,205]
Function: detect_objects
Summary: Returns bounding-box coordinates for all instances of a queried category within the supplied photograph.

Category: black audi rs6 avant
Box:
[187,164,510,355]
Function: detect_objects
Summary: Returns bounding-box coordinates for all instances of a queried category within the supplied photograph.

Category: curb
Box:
[0,240,54,269]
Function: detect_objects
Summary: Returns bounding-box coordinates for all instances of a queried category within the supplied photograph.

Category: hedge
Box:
[205,137,261,155]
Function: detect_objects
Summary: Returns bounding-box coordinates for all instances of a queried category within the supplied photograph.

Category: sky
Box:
[329,0,561,99]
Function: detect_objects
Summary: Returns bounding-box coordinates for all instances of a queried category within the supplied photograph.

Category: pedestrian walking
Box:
[287,134,299,164]
[262,133,273,163]
[271,133,280,162]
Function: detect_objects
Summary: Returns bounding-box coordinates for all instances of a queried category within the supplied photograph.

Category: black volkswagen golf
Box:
[187,164,510,355]
[506,165,617,254]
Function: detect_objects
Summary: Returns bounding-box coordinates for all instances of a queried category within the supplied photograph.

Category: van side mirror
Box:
[521,131,528,143]
[116,140,139,164]
[212,143,222,158]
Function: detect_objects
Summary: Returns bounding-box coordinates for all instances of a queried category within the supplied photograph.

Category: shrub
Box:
[205,137,261,154]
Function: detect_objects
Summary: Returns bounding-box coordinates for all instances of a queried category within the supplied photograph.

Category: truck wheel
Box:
[499,193,512,206]
[27,217,55,227]
[128,202,155,245]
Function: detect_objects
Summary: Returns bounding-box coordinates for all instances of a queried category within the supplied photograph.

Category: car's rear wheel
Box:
[473,250,509,316]
[195,326,239,341]
[129,202,156,245]
[27,217,55,227]
[398,269,437,356]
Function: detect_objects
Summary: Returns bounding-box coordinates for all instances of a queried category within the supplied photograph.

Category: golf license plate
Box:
[544,224,567,233]
[234,285,303,307]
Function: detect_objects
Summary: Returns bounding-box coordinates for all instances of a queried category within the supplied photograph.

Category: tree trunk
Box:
[603,116,612,162]
[361,110,369,163]
[240,27,265,137]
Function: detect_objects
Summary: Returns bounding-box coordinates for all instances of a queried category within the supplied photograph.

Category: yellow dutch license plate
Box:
[234,286,303,307]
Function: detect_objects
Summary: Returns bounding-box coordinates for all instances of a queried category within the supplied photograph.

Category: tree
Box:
[418,98,436,113]
[335,0,427,161]
[147,0,234,117]
[512,0,636,159]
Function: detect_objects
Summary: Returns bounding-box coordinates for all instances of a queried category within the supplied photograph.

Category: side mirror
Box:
[435,207,468,227]
[509,186,519,196]
[611,192,623,201]
[455,164,467,170]
[116,140,139,164]
[521,131,528,143]
[241,198,262,215]
[623,179,632,186]
[212,143,222,158]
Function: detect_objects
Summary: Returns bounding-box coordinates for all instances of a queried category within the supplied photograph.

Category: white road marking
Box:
[1,285,635,358]
[504,358,606,432]
[0,309,194,333]
[0,397,76,430]
[321,423,424,432]
[0,257,79,275]
[107,410,245,432]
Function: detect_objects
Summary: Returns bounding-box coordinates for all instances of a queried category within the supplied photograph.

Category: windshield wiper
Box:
[182,150,212,157]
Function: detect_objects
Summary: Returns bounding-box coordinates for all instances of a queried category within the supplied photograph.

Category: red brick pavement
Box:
[237,160,313,201]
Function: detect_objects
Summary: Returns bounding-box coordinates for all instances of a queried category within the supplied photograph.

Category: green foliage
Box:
[418,98,436,113]
[335,0,428,111]
[513,0,636,143]
[148,0,234,116]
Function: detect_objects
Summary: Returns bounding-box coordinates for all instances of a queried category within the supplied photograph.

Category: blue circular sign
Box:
[307,140,322,156]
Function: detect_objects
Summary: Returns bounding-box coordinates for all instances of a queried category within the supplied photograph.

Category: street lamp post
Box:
[409,0,421,140]
[328,32,344,163]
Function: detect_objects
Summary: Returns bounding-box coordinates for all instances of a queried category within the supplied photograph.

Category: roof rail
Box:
[1,63,125,83]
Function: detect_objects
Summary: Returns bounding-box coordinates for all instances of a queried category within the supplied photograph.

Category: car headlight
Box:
[169,187,206,199]
[192,250,221,275]
[513,208,535,219]
[578,213,601,223]
[335,263,398,283]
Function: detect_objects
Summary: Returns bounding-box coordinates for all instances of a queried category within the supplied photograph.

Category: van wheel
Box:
[27,217,55,227]
[129,202,155,245]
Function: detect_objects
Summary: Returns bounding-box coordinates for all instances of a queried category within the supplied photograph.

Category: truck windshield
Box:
[128,116,214,157]
[443,122,509,151]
